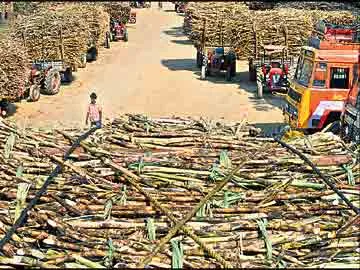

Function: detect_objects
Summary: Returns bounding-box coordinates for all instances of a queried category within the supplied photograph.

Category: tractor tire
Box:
[42,69,61,95]
[105,32,111,49]
[249,62,256,82]
[256,68,263,99]
[79,53,87,68]
[87,47,98,62]
[196,51,203,68]
[124,31,129,42]
[62,68,73,84]
[28,84,41,102]
[226,66,232,81]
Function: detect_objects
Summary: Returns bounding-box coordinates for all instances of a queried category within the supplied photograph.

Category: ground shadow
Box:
[170,39,193,45]
[161,59,286,112]
[235,71,285,111]
[161,58,197,72]
[162,26,185,38]
[164,9,175,13]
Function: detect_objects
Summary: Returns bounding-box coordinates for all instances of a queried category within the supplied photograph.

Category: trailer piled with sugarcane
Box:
[184,2,358,61]
[0,114,359,268]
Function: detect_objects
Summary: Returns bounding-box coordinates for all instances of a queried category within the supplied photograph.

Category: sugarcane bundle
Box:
[57,3,110,49]
[99,2,131,23]
[8,7,90,66]
[229,9,357,60]
[0,114,358,268]
[183,2,249,48]
[0,36,30,101]
[275,1,359,12]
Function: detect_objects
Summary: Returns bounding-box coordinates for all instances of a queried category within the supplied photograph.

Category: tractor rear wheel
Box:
[87,47,98,62]
[256,68,263,99]
[62,68,73,83]
[196,51,203,68]
[28,84,40,102]
[42,69,61,95]
[105,32,111,49]
[124,31,129,42]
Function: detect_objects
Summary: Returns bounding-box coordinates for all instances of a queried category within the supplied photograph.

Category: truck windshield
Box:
[295,59,314,87]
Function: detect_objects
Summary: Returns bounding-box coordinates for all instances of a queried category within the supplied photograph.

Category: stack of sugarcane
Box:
[0,114,359,268]
[100,2,131,24]
[8,6,90,66]
[49,3,110,50]
[183,2,249,48]
[275,1,360,12]
[0,36,30,101]
[184,2,357,60]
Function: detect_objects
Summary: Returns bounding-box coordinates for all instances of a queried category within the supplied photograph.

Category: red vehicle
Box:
[249,45,293,98]
[174,2,186,13]
[110,20,128,42]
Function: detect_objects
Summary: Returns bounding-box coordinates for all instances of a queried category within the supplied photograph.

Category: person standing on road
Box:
[86,92,102,128]
[158,1,162,9]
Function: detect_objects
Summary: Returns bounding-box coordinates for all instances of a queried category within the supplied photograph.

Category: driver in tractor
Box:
[210,47,224,69]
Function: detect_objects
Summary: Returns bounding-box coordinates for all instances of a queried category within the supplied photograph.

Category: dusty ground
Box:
[9,3,285,129]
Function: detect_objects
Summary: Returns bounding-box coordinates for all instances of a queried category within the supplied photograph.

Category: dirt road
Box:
[9,2,285,129]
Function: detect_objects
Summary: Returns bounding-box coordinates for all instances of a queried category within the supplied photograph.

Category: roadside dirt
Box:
[9,3,285,129]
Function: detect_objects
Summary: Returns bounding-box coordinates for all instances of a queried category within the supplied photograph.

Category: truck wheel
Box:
[62,68,73,83]
[105,32,111,49]
[42,69,61,95]
[124,31,128,42]
[256,68,263,99]
[28,84,41,102]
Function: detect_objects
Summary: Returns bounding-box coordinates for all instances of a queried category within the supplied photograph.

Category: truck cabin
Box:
[292,46,358,92]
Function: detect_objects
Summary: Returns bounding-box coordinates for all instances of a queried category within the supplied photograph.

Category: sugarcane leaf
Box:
[256,218,272,262]
[16,165,24,178]
[342,165,355,186]
[171,239,183,269]
[14,183,30,223]
[146,218,156,241]
[4,132,16,159]
[103,199,112,220]
[219,150,232,169]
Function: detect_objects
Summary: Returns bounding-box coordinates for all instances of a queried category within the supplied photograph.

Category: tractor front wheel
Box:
[42,69,61,95]
[256,68,263,99]
[62,68,73,84]
[28,84,41,102]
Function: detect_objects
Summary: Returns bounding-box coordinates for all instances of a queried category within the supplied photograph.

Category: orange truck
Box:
[283,20,360,136]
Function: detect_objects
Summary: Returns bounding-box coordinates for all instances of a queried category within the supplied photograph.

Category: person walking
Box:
[158,1,162,9]
[85,92,102,128]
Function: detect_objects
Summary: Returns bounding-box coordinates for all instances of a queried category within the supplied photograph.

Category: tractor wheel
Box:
[62,68,73,84]
[249,62,256,82]
[256,68,263,99]
[28,84,41,102]
[105,32,111,49]
[196,51,203,68]
[124,31,129,42]
[42,69,61,95]
[226,66,232,81]
[87,47,98,62]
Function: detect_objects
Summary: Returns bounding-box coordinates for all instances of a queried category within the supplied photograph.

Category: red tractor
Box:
[174,2,186,13]
[110,20,128,42]
[249,45,293,98]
